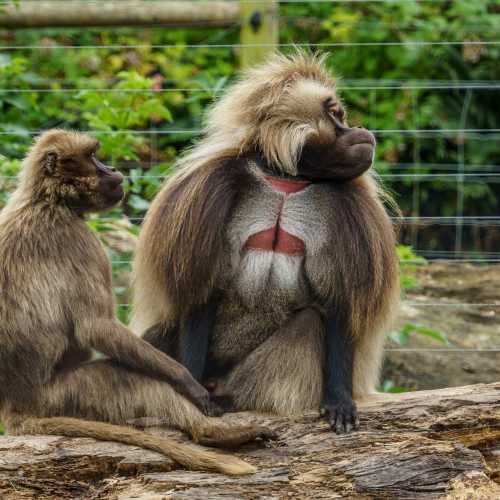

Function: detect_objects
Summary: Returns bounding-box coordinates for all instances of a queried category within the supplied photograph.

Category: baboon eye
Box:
[324,97,346,122]
[335,106,345,121]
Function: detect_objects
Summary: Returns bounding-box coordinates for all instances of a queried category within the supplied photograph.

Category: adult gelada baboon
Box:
[0,130,273,476]
[132,52,400,433]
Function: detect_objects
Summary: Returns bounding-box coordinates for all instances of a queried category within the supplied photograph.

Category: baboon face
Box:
[277,77,376,182]
[204,53,374,180]
[42,133,124,211]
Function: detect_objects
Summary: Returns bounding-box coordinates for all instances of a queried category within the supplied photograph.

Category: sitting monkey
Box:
[132,52,400,433]
[0,130,273,476]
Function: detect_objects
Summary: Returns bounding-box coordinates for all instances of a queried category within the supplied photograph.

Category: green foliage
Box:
[0,157,21,207]
[397,245,427,291]
[388,322,449,346]
[1,1,499,243]
[80,71,172,160]
[282,0,500,254]
[379,380,408,394]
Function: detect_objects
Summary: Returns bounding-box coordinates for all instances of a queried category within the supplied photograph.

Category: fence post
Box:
[239,1,278,69]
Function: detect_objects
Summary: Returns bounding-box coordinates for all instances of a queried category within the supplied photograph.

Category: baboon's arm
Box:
[178,295,220,381]
[77,319,210,412]
[142,322,178,356]
[321,309,359,434]
[143,296,219,382]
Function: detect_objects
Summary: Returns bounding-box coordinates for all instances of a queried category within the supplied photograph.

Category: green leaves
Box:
[388,322,449,346]
[390,246,449,351]
[0,157,21,208]
[128,194,150,212]
[79,70,173,161]
[379,380,408,394]
[397,245,426,291]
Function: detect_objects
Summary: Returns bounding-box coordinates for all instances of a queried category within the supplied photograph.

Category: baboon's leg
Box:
[352,328,386,398]
[216,307,325,415]
[76,319,209,412]
[36,359,273,447]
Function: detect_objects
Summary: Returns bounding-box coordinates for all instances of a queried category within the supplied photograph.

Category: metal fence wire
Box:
[0,0,499,354]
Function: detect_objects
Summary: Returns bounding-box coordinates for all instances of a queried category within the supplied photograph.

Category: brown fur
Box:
[132,51,340,334]
[220,307,325,414]
[137,155,256,318]
[132,52,400,415]
[0,130,274,475]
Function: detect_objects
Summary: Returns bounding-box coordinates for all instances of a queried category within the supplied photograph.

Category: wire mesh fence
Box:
[0,0,499,357]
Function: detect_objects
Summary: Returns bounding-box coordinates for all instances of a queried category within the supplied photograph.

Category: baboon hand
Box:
[205,400,225,417]
[176,370,212,414]
[210,394,235,414]
[321,395,360,434]
[203,394,235,417]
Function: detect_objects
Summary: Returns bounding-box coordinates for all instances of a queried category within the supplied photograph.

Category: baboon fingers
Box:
[209,394,235,414]
[205,401,225,417]
[321,400,359,434]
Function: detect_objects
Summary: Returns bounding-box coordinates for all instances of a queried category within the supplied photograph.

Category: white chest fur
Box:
[227,175,332,304]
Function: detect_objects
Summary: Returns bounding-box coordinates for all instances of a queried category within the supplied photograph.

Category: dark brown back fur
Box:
[137,155,257,317]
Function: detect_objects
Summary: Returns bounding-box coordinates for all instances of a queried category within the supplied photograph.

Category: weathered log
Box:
[0,1,239,29]
[1,382,499,499]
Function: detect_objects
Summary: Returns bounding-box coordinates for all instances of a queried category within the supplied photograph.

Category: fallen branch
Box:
[1,382,499,498]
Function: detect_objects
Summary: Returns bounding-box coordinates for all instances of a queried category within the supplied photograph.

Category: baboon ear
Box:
[45,151,58,175]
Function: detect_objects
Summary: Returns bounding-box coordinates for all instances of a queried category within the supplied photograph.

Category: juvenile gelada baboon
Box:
[0,130,274,476]
[133,52,400,433]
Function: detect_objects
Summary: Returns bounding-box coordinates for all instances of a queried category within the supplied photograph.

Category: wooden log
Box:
[0,1,240,29]
[0,382,499,498]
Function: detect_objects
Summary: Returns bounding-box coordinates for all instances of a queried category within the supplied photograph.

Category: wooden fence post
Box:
[239,1,279,69]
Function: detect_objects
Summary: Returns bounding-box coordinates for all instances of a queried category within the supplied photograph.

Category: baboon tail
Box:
[197,422,277,449]
[20,417,256,476]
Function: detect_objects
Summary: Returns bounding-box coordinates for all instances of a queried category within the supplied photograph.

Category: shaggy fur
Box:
[0,130,273,476]
[132,52,400,421]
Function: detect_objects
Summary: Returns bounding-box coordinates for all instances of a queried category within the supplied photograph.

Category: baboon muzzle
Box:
[299,117,376,182]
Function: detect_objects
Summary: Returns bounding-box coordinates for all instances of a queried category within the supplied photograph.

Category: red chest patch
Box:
[243,176,310,256]
[265,176,310,194]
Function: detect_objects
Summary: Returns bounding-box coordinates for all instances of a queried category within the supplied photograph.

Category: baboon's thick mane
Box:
[172,52,338,179]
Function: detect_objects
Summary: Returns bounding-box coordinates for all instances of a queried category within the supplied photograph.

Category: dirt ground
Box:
[383,263,500,390]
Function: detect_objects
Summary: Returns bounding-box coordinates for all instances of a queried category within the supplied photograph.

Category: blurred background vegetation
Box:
[0,1,499,405]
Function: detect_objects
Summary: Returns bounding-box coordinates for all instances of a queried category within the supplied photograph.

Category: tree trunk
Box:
[1,382,499,499]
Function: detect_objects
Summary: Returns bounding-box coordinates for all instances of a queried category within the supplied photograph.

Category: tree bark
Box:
[0,1,240,29]
[1,382,499,499]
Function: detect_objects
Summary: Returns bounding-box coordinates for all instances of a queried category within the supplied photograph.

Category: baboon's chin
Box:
[97,186,124,210]
[108,185,125,203]
[298,131,375,182]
